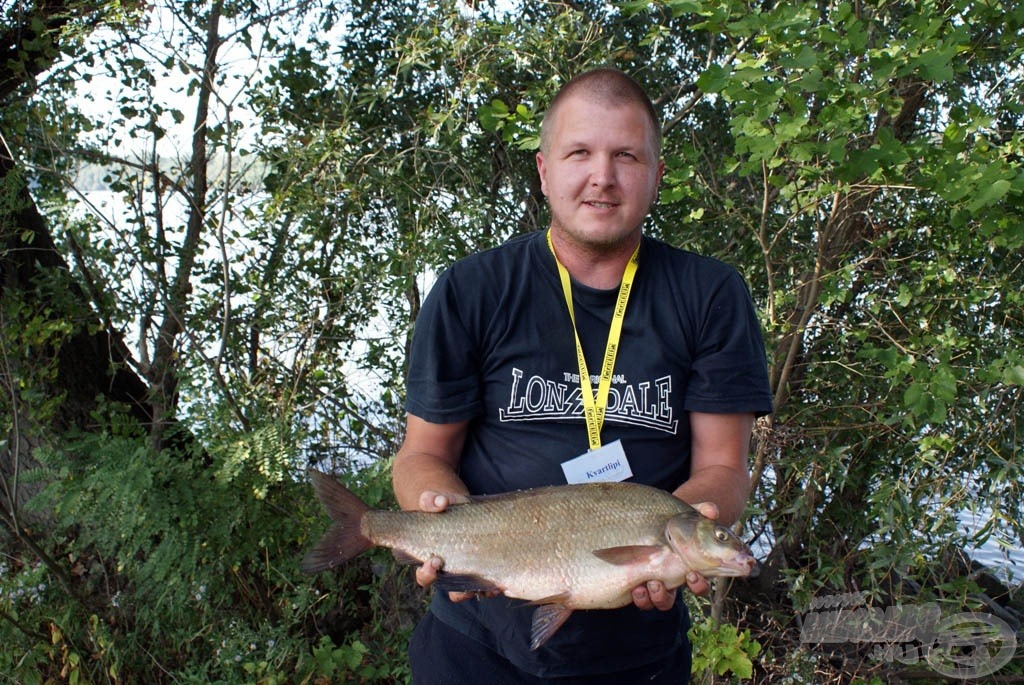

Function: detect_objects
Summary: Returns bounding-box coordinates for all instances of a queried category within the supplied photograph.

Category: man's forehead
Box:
[546,96,660,147]
[550,95,653,128]
[554,89,648,114]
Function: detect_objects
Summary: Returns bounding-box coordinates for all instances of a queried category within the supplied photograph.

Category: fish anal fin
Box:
[432,572,503,594]
[391,549,422,566]
[592,545,663,566]
[530,602,574,650]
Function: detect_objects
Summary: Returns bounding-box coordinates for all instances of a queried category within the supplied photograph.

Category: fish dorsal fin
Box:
[592,545,663,566]
[529,599,574,651]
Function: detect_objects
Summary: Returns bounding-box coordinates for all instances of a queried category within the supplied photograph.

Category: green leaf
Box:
[478,99,510,132]
[969,178,1011,211]
[1000,364,1024,386]
[918,47,955,81]
[896,285,913,307]
[794,45,818,69]
[697,64,730,94]
[665,0,705,15]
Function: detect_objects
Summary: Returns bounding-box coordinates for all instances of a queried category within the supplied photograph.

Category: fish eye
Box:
[714,528,730,543]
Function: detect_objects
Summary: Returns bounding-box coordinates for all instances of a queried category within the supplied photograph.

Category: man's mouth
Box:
[584,200,618,209]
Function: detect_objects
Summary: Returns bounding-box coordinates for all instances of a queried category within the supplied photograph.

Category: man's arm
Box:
[673,411,755,526]
[392,414,470,511]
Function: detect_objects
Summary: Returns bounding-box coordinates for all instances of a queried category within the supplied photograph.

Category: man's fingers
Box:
[415,556,443,588]
[418,491,450,513]
[417,490,471,513]
[648,581,676,610]
[686,571,711,597]
[448,589,501,602]
[412,493,472,593]
[632,580,676,611]
[632,584,652,610]
[692,501,720,520]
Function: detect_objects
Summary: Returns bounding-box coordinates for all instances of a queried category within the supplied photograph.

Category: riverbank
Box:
[725,545,1023,684]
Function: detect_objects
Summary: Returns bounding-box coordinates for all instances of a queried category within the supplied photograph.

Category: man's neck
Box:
[548,228,641,290]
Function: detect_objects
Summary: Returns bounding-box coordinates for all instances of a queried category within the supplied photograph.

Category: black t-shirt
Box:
[405,230,773,677]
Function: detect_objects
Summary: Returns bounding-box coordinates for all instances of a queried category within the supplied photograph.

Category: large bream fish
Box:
[303,470,758,649]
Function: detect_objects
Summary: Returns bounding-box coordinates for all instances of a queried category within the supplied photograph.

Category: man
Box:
[392,67,773,683]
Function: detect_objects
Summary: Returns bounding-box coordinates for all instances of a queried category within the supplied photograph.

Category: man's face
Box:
[536,94,664,253]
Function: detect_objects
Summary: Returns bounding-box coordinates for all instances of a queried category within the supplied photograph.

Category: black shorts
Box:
[408,611,692,684]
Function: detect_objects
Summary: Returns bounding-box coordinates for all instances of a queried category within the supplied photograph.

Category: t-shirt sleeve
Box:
[404,268,485,423]
[684,270,773,416]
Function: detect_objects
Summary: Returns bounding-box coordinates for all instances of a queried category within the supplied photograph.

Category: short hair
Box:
[539,67,662,156]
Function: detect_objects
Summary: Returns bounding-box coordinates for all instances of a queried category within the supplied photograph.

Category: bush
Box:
[0,414,419,683]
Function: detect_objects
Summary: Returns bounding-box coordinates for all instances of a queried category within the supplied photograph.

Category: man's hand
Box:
[631,579,677,610]
[411,491,498,603]
[412,490,461,591]
[631,501,719,610]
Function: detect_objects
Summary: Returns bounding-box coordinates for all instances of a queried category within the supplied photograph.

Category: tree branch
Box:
[148,2,223,450]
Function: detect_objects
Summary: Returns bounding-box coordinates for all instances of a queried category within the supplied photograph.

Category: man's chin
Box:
[551,224,642,254]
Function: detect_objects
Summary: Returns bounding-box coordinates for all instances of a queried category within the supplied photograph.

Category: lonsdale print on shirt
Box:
[498,367,679,435]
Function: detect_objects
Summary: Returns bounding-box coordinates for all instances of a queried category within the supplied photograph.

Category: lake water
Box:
[959,508,1022,584]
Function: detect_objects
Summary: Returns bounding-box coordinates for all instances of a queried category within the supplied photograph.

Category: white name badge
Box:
[560,439,634,484]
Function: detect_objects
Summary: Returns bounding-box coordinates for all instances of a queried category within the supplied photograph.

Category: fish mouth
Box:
[711,555,760,578]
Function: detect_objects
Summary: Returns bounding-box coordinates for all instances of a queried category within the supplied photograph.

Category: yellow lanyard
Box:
[546,229,640,451]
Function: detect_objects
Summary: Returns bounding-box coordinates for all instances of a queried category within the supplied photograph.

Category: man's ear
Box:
[536,151,549,196]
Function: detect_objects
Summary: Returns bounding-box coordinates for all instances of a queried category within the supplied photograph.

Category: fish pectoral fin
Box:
[592,545,664,566]
[529,602,574,651]
[431,572,502,594]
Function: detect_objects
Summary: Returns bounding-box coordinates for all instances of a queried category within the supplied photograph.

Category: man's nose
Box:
[589,155,615,186]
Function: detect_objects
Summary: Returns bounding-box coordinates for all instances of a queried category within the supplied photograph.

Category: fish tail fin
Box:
[301,470,374,573]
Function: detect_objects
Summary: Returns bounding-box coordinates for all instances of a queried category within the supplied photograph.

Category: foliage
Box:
[669,0,1024,601]
[1,0,1022,682]
[1,415,415,682]
[689,614,762,681]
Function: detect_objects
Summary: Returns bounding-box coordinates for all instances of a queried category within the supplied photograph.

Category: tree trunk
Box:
[0,143,154,535]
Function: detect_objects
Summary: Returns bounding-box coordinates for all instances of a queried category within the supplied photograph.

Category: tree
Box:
[661,0,1024,582]
[2,0,1021,681]
[1,0,154,533]
[628,1,1024,674]
[0,1,344,680]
